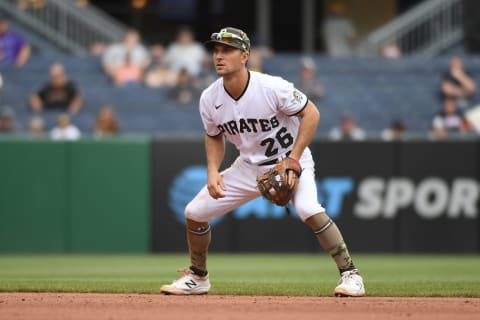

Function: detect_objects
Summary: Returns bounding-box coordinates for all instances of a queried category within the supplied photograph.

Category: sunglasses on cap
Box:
[210,31,245,43]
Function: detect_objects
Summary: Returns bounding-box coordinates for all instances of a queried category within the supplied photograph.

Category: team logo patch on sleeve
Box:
[291,90,303,104]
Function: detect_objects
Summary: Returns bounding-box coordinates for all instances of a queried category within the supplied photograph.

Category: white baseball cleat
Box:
[334,269,365,297]
[160,268,211,295]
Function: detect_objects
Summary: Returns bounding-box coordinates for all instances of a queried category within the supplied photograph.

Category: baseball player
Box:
[160,27,365,297]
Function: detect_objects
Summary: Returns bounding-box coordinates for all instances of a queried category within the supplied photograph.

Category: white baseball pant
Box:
[185,148,326,222]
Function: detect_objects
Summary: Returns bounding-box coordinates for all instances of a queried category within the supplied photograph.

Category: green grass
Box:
[0,254,479,297]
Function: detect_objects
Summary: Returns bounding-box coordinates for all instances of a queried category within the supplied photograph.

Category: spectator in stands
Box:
[440,56,476,109]
[144,43,177,88]
[113,52,143,87]
[329,113,366,141]
[164,26,206,77]
[168,68,200,105]
[0,15,31,66]
[50,114,81,141]
[297,57,325,102]
[29,116,45,137]
[30,63,83,114]
[381,119,407,141]
[431,96,473,138]
[102,29,150,84]
[0,106,19,133]
[322,1,356,57]
[93,106,120,137]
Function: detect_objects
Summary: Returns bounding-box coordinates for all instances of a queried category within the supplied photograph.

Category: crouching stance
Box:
[160,27,365,297]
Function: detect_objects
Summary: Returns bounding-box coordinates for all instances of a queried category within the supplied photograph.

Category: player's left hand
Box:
[256,157,302,206]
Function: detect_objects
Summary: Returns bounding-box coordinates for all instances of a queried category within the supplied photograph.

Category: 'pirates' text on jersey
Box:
[199,71,309,165]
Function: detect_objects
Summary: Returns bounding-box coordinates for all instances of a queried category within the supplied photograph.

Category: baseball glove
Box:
[256,157,302,206]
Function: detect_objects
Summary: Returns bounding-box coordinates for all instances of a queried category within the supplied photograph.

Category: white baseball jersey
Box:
[199,71,309,165]
[188,70,324,223]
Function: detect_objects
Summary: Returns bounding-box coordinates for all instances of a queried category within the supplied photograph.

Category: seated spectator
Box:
[164,26,206,77]
[0,15,31,66]
[29,116,45,137]
[94,106,120,137]
[297,57,325,101]
[381,119,407,141]
[144,43,177,88]
[102,29,150,83]
[432,97,473,138]
[168,68,200,105]
[30,63,83,113]
[440,56,476,109]
[50,114,81,141]
[329,113,366,141]
[113,52,143,87]
[0,106,19,133]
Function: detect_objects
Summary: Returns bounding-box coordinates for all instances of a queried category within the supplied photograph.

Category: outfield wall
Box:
[0,137,151,252]
[0,138,478,253]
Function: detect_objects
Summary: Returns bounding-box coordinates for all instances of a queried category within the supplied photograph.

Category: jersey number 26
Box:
[260,127,294,157]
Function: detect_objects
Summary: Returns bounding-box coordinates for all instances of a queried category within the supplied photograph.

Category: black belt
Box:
[259,151,291,166]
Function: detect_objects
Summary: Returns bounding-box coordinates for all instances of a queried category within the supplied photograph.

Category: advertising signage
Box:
[152,140,479,253]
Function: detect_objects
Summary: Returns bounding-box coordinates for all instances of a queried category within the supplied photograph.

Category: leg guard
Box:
[186,218,211,276]
[305,212,356,273]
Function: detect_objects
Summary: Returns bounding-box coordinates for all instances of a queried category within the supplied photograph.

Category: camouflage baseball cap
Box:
[205,27,250,52]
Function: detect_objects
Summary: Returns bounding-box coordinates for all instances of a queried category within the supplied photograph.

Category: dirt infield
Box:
[0,293,479,320]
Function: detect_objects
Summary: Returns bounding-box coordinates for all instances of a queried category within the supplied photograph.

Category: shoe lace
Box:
[174,268,193,281]
[340,269,359,282]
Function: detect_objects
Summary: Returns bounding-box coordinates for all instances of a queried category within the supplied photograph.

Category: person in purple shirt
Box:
[0,16,31,66]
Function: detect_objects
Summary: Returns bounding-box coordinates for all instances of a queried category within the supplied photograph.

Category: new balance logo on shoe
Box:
[184,279,197,288]
[160,268,211,295]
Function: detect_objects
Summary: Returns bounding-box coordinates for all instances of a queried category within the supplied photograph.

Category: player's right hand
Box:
[207,171,226,199]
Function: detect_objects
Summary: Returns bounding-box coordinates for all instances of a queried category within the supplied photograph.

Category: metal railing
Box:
[357,0,463,56]
[0,0,128,55]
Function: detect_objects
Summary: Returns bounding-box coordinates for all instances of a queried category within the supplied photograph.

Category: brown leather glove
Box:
[256,157,302,206]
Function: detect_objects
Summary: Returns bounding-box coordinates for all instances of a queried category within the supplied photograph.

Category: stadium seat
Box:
[2,54,479,136]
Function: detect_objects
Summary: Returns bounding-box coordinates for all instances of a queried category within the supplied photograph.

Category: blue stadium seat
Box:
[2,54,479,136]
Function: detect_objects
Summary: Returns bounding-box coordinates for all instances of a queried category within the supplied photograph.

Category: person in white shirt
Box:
[329,114,366,141]
[102,29,150,82]
[163,26,206,77]
[431,97,473,138]
[50,114,81,141]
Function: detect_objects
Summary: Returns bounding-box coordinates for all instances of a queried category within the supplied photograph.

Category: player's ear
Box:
[241,50,249,64]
